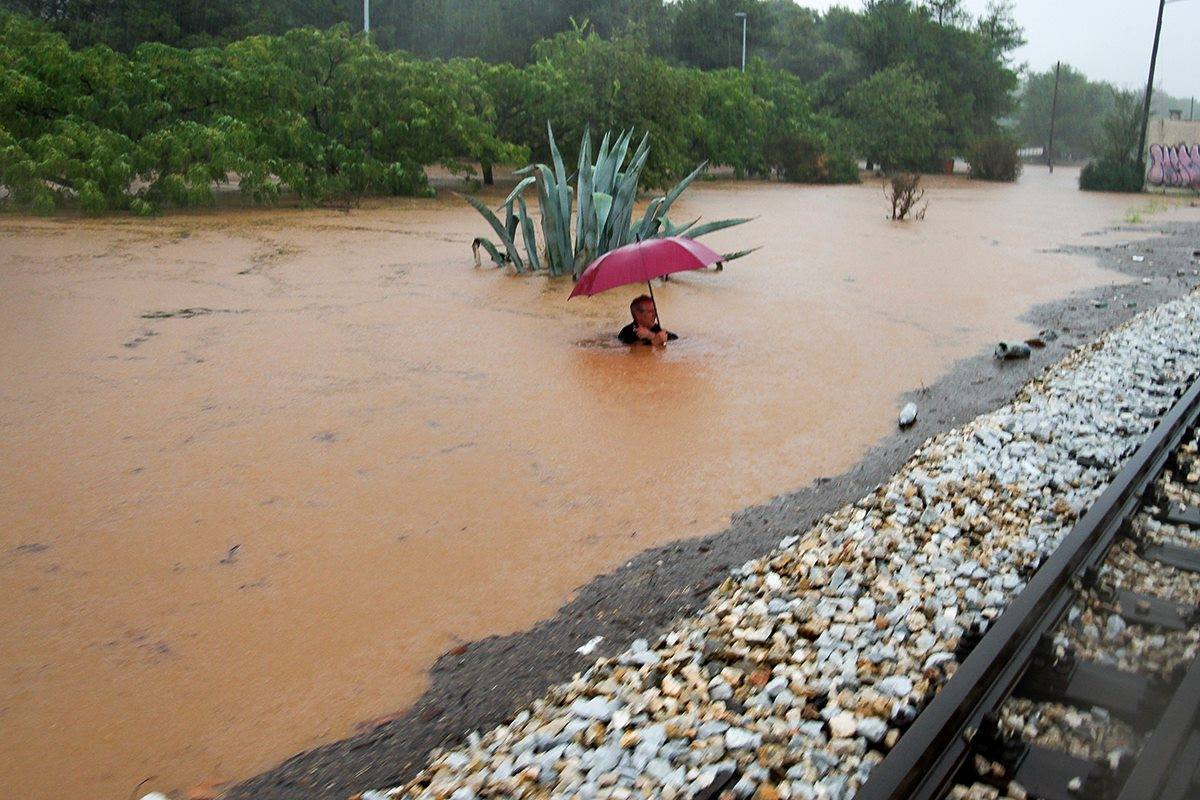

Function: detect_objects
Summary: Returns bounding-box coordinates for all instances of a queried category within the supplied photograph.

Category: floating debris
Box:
[994,341,1032,360]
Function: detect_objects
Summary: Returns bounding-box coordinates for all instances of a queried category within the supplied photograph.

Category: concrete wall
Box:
[1146,118,1200,191]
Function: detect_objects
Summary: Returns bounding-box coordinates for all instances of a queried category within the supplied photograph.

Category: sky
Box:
[798,0,1200,101]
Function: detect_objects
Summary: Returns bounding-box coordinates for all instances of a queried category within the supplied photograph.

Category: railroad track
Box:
[854,375,1200,800]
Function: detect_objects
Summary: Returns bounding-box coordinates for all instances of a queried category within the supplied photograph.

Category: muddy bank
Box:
[229,220,1200,800]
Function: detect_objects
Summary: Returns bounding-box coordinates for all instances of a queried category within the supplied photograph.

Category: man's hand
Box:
[652,330,669,346]
[634,325,654,342]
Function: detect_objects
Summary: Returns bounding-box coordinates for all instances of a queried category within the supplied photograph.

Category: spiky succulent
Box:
[465,125,752,279]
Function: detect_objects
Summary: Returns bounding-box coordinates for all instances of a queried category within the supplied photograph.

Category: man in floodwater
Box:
[617,295,678,346]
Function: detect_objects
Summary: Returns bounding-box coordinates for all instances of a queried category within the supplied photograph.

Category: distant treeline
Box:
[0,1,1027,213]
[1015,64,1195,163]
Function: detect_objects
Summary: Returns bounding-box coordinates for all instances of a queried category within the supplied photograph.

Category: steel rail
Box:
[1114,654,1200,800]
[855,374,1200,800]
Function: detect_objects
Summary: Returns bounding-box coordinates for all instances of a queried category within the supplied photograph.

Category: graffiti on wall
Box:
[1147,142,1200,189]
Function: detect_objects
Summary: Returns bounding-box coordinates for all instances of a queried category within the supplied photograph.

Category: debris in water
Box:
[1132,255,1145,262]
[898,402,918,428]
[1094,301,1109,309]
[576,636,604,655]
[994,341,1032,360]
[219,544,241,565]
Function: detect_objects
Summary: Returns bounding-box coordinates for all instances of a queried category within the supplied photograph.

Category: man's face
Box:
[633,301,656,328]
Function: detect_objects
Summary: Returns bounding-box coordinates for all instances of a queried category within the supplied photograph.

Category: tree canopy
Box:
[0,13,522,212]
[0,0,1039,214]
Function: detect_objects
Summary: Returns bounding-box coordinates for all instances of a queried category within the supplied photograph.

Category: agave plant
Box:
[465,125,752,279]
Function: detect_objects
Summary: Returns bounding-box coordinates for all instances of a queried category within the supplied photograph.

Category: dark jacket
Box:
[617,322,678,345]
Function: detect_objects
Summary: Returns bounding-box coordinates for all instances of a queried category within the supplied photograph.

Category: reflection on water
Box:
[0,167,1190,799]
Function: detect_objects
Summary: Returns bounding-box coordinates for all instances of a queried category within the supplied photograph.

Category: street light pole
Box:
[734,12,747,72]
[363,0,370,34]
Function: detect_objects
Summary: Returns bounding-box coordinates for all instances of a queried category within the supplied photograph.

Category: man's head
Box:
[630,294,656,327]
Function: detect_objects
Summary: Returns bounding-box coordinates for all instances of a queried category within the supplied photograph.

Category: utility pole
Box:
[1137,0,1166,176]
[363,0,370,34]
[1047,61,1061,173]
[734,12,747,72]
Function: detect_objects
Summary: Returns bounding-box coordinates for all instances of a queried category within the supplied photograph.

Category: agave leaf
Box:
[662,216,701,237]
[471,237,507,268]
[628,131,650,171]
[500,175,537,208]
[593,129,627,195]
[534,172,563,274]
[573,247,592,280]
[545,125,574,258]
[574,129,593,259]
[593,131,612,183]
[592,192,613,242]
[608,146,650,248]
[516,194,541,272]
[548,122,569,193]
[461,192,525,272]
[504,199,518,242]
[683,217,753,239]
[631,197,664,240]
[655,160,708,223]
[609,129,634,178]
[555,182,573,272]
[720,246,760,262]
[575,161,594,257]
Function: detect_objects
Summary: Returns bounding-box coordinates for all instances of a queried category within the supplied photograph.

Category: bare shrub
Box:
[885,172,926,220]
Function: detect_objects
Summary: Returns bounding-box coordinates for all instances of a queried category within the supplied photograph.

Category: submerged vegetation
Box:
[467,127,750,278]
[886,173,926,221]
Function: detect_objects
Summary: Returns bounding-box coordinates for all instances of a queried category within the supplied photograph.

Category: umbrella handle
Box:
[646,280,663,332]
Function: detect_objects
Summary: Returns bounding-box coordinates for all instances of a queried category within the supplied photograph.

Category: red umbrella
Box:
[568,236,724,328]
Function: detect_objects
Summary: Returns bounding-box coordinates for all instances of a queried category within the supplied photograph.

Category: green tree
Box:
[668,0,759,71]
[0,13,523,212]
[847,0,1019,155]
[1015,64,1115,161]
[1079,88,1145,192]
[844,63,944,170]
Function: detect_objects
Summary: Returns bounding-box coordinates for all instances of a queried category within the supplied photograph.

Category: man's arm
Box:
[618,324,653,344]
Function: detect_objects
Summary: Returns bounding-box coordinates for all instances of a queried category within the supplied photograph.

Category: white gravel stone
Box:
[828,712,858,739]
[724,727,762,749]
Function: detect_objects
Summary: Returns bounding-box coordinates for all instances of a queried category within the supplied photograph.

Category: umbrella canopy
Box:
[568,236,723,299]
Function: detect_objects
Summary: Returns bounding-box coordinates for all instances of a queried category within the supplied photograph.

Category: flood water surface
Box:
[0,168,1183,798]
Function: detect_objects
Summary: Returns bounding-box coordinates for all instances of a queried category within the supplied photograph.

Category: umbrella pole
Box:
[646,280,663,332]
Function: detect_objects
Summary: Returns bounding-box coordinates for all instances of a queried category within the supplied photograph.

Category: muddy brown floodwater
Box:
[0,168,1186,799]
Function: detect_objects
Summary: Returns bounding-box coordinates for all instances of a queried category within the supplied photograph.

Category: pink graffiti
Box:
[1147,142,1200,189]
